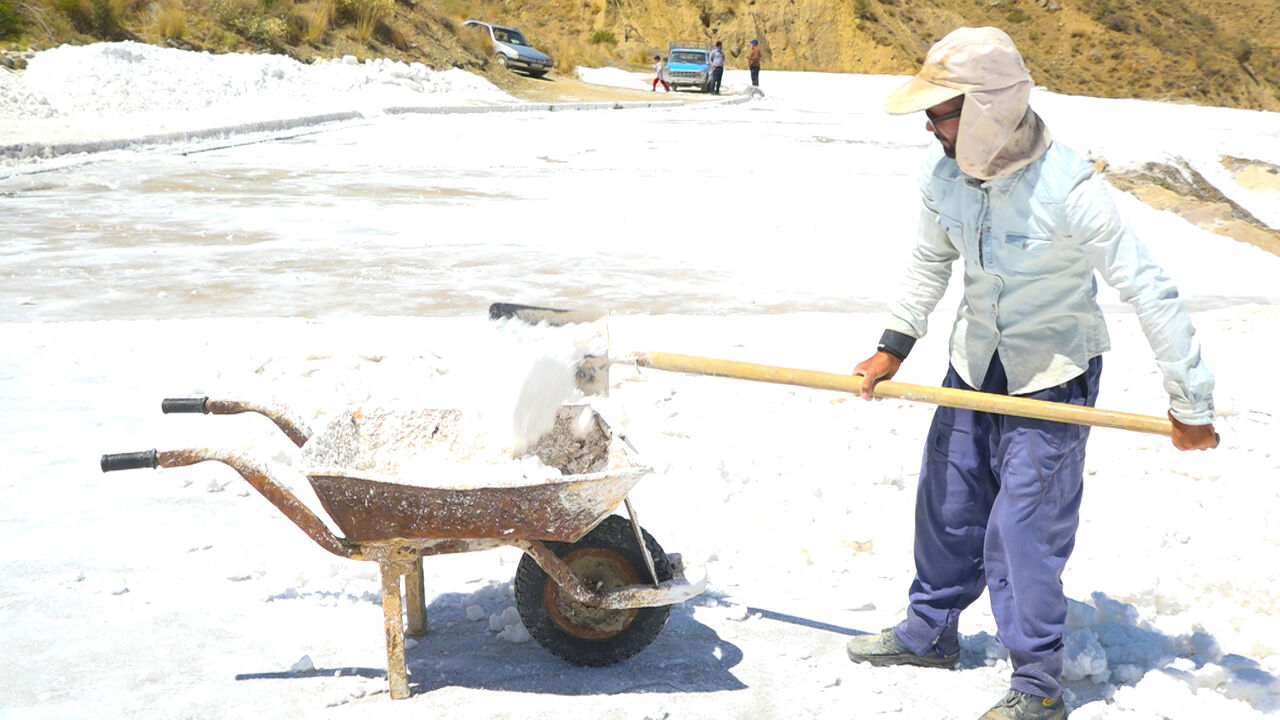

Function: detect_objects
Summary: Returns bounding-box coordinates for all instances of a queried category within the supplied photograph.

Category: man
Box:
[747,39,762,87]
[844,27,1218,720]
[708,40,725,94]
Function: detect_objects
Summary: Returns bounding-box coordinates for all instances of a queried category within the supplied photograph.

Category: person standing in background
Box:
[747,39,762,87]
[652,55,670,92]
[709,41,725,94]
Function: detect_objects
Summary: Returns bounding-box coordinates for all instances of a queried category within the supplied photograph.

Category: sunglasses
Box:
[925,108,963,125]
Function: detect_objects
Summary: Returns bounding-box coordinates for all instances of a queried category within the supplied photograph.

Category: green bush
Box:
[0,0,23,39]
[588,29,615,45]
[56,0,124,37]
[89,0,119,36]
[1233,39,1252,64]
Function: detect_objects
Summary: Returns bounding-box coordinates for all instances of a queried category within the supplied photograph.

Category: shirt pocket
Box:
[997,230,1055,274]
[1003,231,1052,251]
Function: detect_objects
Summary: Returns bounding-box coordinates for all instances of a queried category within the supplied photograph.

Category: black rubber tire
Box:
[515,515,673,666]
[494,53,509,69]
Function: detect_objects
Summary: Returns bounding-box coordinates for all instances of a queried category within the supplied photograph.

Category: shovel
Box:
[489,303,1175,437]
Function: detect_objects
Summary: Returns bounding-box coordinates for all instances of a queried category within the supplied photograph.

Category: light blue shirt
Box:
[709,48,724,68]
[887,141,1215,424]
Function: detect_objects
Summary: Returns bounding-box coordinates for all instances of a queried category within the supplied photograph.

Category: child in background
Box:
[652,55,670,92]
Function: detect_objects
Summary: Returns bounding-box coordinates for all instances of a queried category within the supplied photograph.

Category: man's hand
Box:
[1168,412,1220,451]
[852,351,903,401]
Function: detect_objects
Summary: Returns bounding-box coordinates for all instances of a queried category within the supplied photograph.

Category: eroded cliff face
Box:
[11,0,1276,112]
[469,0,1280,112]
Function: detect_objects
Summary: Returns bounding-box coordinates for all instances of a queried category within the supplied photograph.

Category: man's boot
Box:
[845,627,958,668]
[979,690,1068,719]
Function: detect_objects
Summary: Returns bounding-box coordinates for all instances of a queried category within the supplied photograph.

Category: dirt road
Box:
[489,69,724,104]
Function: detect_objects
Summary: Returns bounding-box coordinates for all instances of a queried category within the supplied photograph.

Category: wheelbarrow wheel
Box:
[515,514,673,666]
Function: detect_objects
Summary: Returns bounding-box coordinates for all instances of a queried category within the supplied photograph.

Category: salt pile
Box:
[2,41,516,122]
[299,317,610,488]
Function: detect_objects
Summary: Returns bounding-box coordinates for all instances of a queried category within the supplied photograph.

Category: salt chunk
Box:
[465,605,486,621]
[290,655,315,673]
[573,405,596,437]
[489,605,521,632]
[1111,663,1144,684]
[497,622,530,644]
[1062,628,1109,682]
[1192,662,1228,690]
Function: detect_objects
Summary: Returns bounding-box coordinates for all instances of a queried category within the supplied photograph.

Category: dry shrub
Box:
[215,0,293,47]
[456,20,490,59]
[107,0,138,19]
[437,0,466,17]
[294,0,332,41]
[336,0,390,40]
[153,0,185,38]
[540,35,605,74]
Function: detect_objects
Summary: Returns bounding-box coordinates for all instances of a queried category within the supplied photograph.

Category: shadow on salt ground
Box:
[404,593,745,696]
[236,584,745,698]
[953,592,1280,713]
[742,604,867,638]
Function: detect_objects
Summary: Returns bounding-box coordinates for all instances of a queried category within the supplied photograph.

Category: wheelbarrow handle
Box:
[101,449,158,472]
[159,397,312,447]
[162,397,209,414]
[99,447,355,558]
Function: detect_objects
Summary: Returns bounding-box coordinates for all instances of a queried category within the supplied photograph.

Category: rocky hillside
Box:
[485,0,1280,112]
[2,0,1278,112]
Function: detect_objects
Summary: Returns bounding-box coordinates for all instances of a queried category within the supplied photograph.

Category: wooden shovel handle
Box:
[628,351,1173,436]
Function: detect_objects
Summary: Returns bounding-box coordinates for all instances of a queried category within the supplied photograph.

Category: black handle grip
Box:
[162,397,208,414]
[489,302,566,320]
[101,450,158,472]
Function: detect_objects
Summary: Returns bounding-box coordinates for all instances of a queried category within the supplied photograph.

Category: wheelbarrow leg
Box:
[405,555,428,636]
[378,562,411,700]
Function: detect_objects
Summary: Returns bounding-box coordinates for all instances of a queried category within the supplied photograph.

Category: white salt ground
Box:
[3,43,1280,720]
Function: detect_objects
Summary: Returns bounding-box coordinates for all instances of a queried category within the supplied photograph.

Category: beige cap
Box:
[884,27,1030,114]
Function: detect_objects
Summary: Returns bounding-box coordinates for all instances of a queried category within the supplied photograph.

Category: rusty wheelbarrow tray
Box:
[101,398,706,700]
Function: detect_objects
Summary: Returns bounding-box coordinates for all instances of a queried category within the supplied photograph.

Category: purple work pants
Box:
[895,353,1101,699]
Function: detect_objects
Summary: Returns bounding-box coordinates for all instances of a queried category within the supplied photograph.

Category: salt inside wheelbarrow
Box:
[300,405,650,543]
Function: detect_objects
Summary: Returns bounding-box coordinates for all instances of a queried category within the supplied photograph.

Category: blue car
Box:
[663,41,713,93]
[463,20,554,78]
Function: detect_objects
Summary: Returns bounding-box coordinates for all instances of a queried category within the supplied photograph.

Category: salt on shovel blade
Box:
[488,302,610,397]
[488,303,605,326]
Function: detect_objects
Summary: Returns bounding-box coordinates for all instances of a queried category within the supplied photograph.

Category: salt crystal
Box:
[497,622,530,644]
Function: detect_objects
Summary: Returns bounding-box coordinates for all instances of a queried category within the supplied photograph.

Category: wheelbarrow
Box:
[100,398,706,700]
